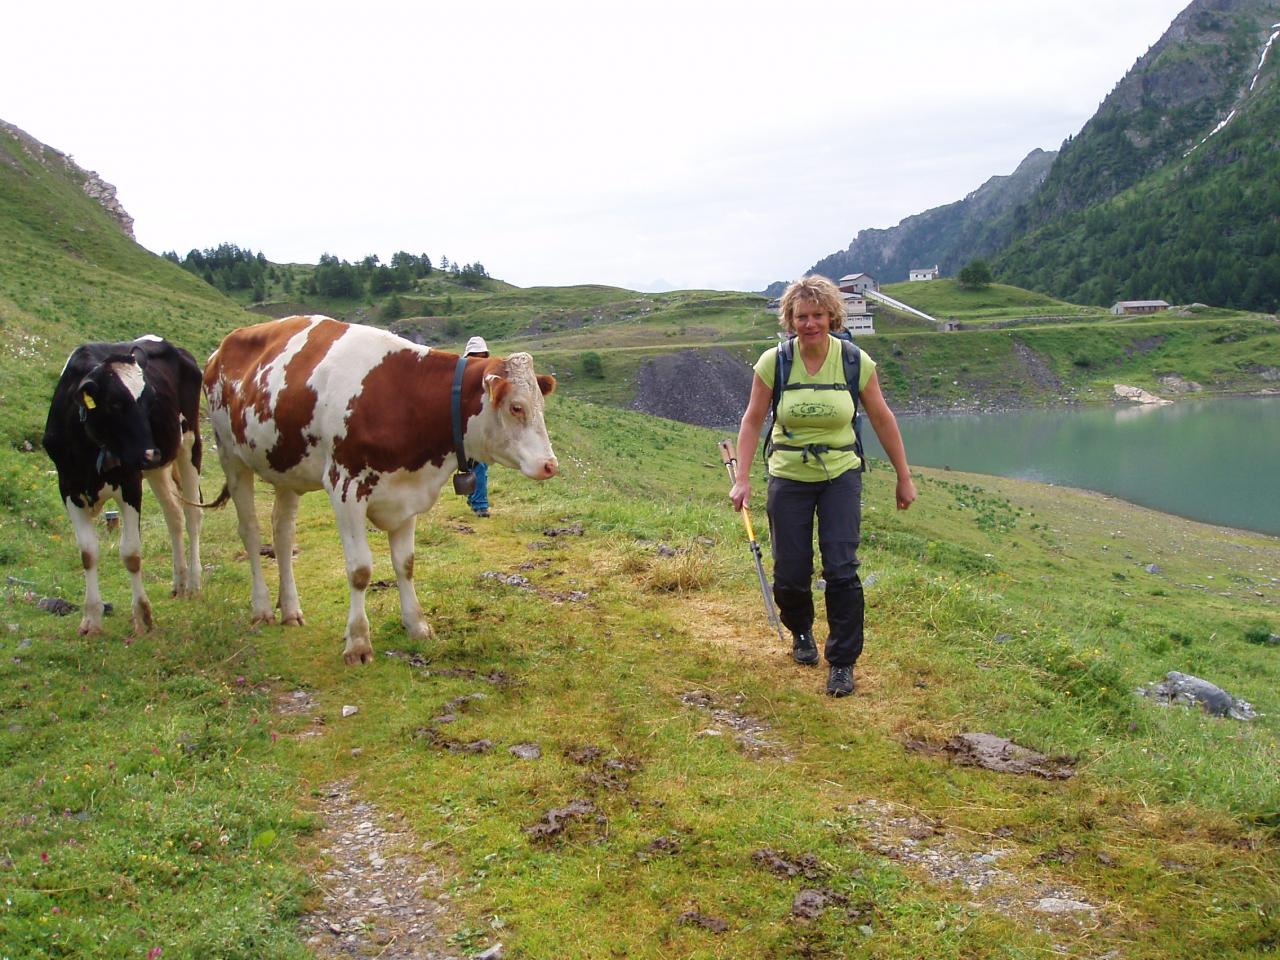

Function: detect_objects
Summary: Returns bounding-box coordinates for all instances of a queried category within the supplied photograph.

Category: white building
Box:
[842,293,875,334]
[909,265,940,281]
[838,273,878,294]
[1110,300,1170,315]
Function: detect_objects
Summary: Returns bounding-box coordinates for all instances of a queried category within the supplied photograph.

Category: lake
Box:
[865,395,1280,536]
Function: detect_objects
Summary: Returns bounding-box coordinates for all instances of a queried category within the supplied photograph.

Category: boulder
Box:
[1114,384,1172,405]
[1136,671,1257,720]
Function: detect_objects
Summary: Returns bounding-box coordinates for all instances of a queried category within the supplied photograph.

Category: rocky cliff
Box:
[799,148,1055,287]
[1,120,135,239]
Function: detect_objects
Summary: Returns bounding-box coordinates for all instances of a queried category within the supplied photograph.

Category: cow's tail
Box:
[179,483,231,510]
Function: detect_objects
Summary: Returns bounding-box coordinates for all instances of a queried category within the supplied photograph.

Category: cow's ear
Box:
[130,345,148,369]
[77,376,100,409]
[536,374,556,397]
[483,373,510,407]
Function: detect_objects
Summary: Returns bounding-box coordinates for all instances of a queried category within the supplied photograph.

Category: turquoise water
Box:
[865,396,1280,536]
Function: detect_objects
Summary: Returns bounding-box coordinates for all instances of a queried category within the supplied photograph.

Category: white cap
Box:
[464,336,490,356]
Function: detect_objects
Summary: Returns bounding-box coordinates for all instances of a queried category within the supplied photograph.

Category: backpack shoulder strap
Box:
[763,339,794,464]
[840,338,867,473]
[770,338,793,420]
[840,339,861,412]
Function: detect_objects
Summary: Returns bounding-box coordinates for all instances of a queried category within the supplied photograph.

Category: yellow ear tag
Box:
[82,392,96,410]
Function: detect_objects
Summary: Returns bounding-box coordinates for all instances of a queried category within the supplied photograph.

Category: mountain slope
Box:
[994,1,1280,309]
[803,148,1055,287]
[0,120,249,447]
[798,0,1280,311]
[1015,0,1278,220]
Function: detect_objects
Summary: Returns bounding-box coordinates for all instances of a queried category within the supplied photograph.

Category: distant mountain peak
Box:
[794,0,1280,313]
[804,147,1056,285]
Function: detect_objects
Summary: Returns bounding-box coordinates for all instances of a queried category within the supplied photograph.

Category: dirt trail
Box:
[275,692,469,960]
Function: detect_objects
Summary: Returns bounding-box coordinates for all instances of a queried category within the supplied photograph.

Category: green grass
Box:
[3,125,1280,958]
[881,279,1092,323]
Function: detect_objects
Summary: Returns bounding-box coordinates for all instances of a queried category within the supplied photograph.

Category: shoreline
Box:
[894,386,1280,418]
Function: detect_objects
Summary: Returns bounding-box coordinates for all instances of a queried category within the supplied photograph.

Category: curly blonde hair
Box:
[778,275,846,334]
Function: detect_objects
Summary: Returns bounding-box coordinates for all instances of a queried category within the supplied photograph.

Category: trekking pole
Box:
[719,439,786,646]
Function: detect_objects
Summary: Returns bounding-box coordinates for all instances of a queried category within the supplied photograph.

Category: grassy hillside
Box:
[2,390,1278,957]
[880,279,1099,324]
[0,130,249,450]
[238,267,1279,416]
[3,123,1279,958]
[867,314,1280,412]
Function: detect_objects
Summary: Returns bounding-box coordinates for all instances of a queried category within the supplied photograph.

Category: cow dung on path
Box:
[907,733,1074,779]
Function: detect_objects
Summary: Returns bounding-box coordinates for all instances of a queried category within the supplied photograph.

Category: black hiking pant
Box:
[766,470,865,667]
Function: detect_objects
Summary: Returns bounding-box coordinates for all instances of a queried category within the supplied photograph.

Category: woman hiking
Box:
[729,275,916,696]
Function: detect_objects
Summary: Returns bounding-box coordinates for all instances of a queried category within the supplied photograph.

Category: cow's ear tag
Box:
[82,392,96,410]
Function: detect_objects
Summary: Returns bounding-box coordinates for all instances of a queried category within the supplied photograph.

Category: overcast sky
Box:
[5,0,1192,292]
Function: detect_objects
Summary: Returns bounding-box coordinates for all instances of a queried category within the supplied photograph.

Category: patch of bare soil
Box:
[299,781,462,959]
[845,799,1102,932]
[679,595,785,661]
[1124,334,1167,357]
[1010,339,1063,393]
[680,689,791,760]
[631,348,753,429]
[480,567,591,605]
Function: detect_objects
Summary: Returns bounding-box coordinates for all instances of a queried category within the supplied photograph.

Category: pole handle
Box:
[719,439,739,485]
[718,438,736,467]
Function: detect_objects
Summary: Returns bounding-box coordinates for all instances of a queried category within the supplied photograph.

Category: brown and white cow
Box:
[203,315,558,664]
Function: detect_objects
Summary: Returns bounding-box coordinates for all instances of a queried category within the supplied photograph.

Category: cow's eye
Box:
[510,403,524,418]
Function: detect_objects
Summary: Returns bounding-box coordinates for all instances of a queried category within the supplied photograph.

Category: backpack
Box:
[763,330,866,474]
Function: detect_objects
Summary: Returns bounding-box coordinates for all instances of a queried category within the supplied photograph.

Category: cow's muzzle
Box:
[537,458,558,480]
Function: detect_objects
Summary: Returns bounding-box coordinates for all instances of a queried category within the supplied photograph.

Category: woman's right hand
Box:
[730,478,751,512]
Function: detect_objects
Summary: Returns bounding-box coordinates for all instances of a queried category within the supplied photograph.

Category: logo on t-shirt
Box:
[790,401,837,419]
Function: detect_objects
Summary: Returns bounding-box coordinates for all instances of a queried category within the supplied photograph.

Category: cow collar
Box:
[450,355,476,496]
[77,404,122,475]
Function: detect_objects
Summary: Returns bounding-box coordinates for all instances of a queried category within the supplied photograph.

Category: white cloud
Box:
[3,0,1191,290]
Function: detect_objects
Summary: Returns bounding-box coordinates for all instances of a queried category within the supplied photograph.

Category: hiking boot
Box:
[472,508,490,518]
[827,664,855,697]
[791,631,819,665]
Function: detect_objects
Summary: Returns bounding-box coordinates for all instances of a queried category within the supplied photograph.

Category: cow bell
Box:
[452,470,476,496]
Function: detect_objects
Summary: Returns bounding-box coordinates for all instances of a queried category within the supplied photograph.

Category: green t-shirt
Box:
[754,336,877,482]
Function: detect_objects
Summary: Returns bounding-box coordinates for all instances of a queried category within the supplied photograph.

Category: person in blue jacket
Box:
[463,336,491,517]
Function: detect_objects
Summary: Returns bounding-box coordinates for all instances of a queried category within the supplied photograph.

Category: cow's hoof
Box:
[343,643,375,666]
[407,621,434,641]
[78,620,102,637]
[282,612,305,627]
[251,611,276,625]
[133,602,154,634]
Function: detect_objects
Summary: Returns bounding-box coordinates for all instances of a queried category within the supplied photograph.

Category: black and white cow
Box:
[43,336,204,635]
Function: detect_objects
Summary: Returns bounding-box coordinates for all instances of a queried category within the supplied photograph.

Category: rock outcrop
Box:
[1,119,134,239]
[1113,384,1171,405]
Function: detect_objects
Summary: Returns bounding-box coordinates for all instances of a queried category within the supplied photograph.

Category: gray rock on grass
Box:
[1136,671,1257,720]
